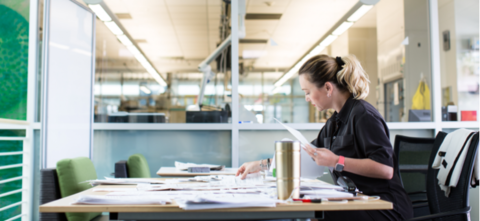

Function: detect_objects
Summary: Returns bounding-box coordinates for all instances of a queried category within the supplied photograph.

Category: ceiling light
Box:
[319,35,338,47]
[127,45,142,57]
[117,35,133,46]
[332,22,354,36]
[104,21,123,35]
[271,86,282,94]
[307,46,325,58]
[347,5,373,22]
[139,85,151,94]
[88,4,111,22]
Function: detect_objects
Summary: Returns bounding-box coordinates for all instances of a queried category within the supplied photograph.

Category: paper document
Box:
[175,161,225,171]
[87,177,165,185]
[300,189,353,198]
[73,195,171,205]
[175,194,279,210]
[274,118,312,147]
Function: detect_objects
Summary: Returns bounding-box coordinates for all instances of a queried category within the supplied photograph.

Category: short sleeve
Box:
[354,113,394,167]
[311,125,326,148]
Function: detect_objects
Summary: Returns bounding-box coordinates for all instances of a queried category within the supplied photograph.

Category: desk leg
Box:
[315,211,324,220]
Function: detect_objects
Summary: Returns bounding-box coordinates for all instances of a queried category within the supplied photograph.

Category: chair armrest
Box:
[406,207,470,221]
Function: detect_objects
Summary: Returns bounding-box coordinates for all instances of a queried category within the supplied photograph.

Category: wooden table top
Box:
[156,167,238,176]
[39,184,393,213]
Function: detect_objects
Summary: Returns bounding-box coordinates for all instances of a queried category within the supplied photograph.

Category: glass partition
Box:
[239,0,434,123]
[95,0,232,123]
[93,130,232,178]
[239,129,435,165]
[438,0,479,122]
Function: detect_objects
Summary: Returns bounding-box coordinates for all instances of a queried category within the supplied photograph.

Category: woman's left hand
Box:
[304,144,339,167]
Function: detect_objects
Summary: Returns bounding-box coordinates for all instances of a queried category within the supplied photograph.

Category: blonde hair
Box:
[298,54,370,100]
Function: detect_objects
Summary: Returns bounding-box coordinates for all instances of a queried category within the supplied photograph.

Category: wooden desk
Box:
[156,167,238,176]
[40,185,393,220]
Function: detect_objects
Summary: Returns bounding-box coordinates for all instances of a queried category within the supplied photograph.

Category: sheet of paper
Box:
[73,195,171,205]
[274,118,312,146]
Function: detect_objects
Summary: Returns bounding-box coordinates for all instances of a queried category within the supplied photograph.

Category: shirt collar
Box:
[335,96,355,123]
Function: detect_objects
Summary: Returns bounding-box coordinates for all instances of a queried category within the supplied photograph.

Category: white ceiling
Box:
[101,0,364,74]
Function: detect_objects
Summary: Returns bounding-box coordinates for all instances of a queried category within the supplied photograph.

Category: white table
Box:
[156,167,238,176]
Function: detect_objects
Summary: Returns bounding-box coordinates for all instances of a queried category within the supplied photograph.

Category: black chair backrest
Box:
[114,160,129,178]
[394,135,435,192]
[40,169,67,221]
[426,131,479,221]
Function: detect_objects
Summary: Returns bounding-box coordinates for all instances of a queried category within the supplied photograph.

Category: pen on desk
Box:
[292,199,321,203]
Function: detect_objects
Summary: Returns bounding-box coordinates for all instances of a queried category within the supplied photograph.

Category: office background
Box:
[0,0,478,220]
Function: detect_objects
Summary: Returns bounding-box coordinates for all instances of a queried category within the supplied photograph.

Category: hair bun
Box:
[335,56,345,67]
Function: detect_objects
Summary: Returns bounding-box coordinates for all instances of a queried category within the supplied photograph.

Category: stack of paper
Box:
[73,195,171,205]
[87,177,165,185]
[300,189,353,198]
[175,194,279,210]
[175,161,224,171]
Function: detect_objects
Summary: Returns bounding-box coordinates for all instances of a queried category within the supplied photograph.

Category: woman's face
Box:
[299,74,330,111]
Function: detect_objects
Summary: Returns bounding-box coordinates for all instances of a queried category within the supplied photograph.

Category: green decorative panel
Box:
[0,140,23,220]
[0,0,29,121]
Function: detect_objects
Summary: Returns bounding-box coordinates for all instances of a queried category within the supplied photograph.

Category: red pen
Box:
[292,199,321,203]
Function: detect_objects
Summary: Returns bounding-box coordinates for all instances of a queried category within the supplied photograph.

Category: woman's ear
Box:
[324,82,332,93]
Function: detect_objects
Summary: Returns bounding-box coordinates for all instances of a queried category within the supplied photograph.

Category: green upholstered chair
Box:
[56,157,101,221]
[127,153,151,178]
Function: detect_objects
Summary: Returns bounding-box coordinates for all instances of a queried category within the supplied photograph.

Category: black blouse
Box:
[311,97,413,220]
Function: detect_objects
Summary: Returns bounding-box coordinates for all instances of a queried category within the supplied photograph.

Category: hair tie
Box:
[335,56,345,67]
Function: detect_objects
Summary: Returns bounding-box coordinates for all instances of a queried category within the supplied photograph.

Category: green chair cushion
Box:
[127,153,151,178]
[56,157,100,221]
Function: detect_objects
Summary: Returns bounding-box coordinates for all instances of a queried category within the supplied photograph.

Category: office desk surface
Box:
[156,167,238,176]
[39,185,393,213]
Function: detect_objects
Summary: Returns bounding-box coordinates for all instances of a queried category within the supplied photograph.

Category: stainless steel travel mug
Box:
[275,141,301,200]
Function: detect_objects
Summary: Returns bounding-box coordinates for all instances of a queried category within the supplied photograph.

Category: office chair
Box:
[114,153,151,178]
[408,131,479,221]
[40,157,107,221]
[393,135,435,217]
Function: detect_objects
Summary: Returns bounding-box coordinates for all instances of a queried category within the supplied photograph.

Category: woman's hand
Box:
[303,144,339,167]
[236,160,262,179]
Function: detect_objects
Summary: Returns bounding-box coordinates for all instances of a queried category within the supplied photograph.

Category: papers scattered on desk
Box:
[73,195,171,205]
[87,177,165,185]
[300,182,344,191]
[175,161,224,171]
[300,189,353,198]
[93,188,138,192]
[175,194,279,210]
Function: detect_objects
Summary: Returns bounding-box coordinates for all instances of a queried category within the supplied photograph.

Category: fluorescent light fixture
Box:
[117,35,133,46]
[89,4,167,88]
[104,21,123,35]
[88,4,112,22]
[273,3,375,89]
[347,5,373,22]
[271,86,282,94]
[319,35,338,47]
[332,22,354,36]
[139,85,151,94]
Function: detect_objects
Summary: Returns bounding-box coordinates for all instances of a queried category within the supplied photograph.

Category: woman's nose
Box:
[305,96,310,102]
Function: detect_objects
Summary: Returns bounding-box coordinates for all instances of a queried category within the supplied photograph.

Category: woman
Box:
[236,55,413,220]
